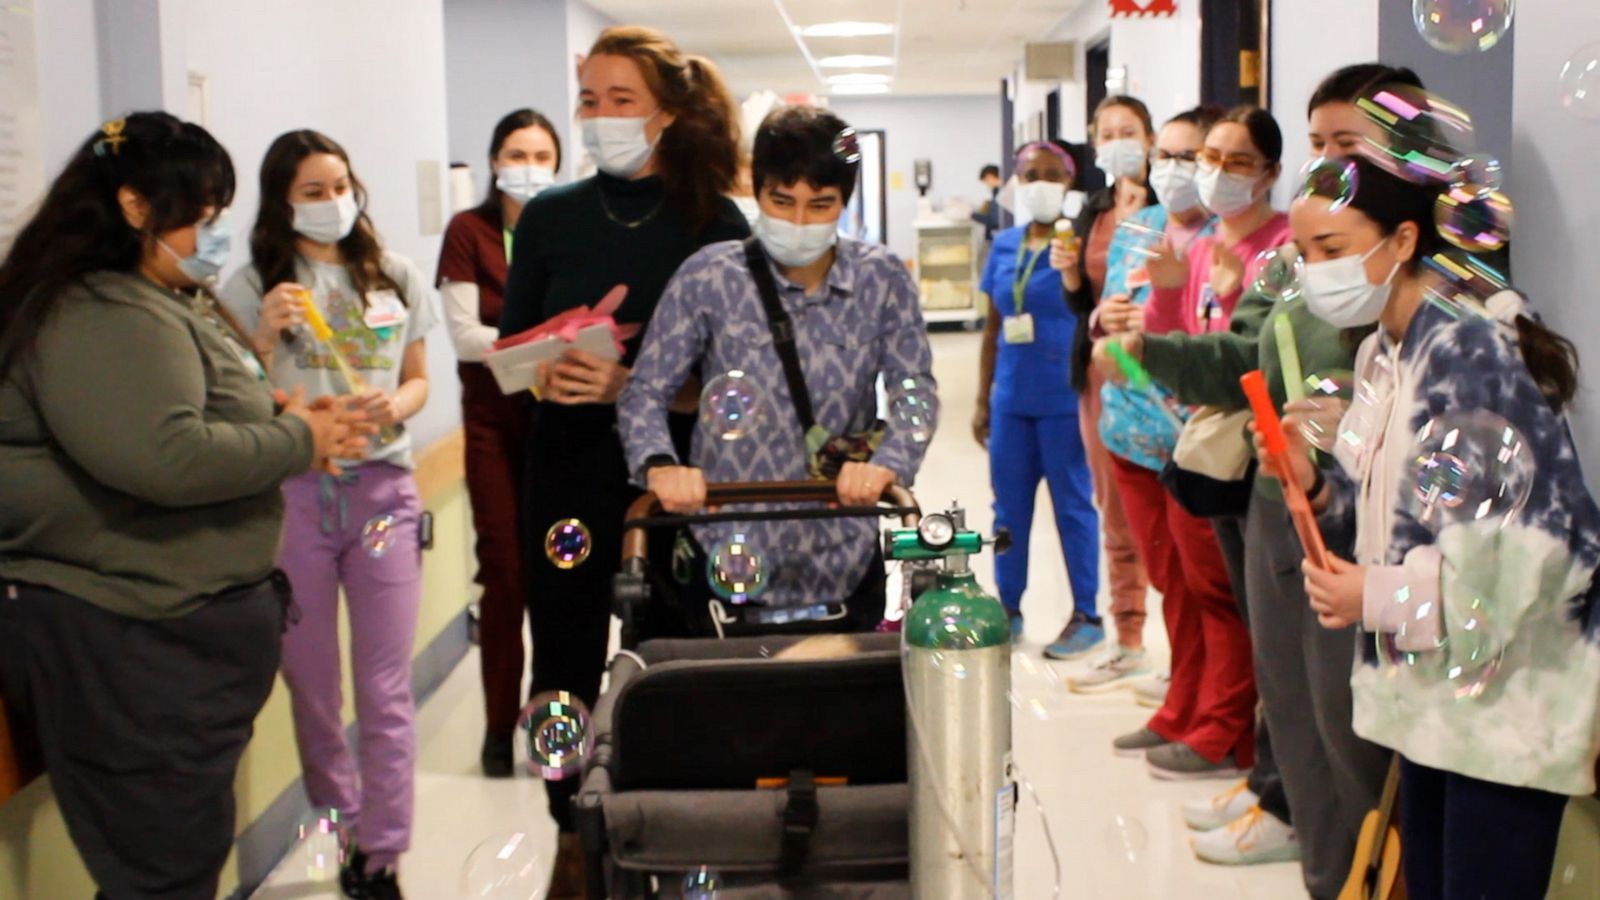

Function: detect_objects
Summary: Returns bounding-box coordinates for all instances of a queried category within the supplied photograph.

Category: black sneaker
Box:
[341,848,404,899]
[481,731,514,778]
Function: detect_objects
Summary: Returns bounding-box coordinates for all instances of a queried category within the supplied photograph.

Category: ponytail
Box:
[1514,314,1580,413]
[588,27,740,232]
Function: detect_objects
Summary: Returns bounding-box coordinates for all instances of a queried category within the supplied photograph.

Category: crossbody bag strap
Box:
[742,237,816,433]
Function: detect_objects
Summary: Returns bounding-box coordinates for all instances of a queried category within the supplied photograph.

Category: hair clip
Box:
[94,118,127,157]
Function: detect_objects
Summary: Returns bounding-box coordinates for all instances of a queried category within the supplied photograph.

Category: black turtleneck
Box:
[498,172,750,364]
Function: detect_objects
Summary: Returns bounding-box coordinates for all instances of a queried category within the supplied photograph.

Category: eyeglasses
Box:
[1198,146,1268,176]
[1151,149,1198,164]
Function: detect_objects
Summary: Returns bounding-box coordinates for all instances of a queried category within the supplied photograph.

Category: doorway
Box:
[1080,38,1111,194]
[1201,0,1267,107]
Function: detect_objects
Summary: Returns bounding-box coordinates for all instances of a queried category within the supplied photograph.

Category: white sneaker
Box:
[1067,646,1151,693]
[1133,672,1169,708]
[1181,779,1258,830]
[1189,805,1301,865]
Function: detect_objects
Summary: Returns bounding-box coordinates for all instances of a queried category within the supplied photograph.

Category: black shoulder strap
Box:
[779,768,819,882]
[742,237,815,433]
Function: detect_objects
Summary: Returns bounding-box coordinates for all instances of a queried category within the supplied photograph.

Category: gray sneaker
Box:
[1133,672,1170,708]
[1146,742,1245,781]
[1111,727,1171,758]
[1067,646,1151,694]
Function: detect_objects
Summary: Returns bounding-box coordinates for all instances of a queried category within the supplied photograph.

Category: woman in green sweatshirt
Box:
[0,112,360,900]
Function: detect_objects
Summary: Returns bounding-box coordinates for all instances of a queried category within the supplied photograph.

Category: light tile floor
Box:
[253,330,1307,899]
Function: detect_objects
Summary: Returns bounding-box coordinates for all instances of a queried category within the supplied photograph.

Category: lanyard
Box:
[1011,237,1047,316]
[502,227,514,266]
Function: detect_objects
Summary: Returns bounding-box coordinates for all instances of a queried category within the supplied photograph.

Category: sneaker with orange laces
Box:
[1189,805,1300,866]
[1180,779,1258,831]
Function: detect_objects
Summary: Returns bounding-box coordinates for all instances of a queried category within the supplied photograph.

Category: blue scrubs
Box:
[981,225,1099,616]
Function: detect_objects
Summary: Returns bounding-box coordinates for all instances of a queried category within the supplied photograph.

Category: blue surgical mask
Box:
[159,214,232,284]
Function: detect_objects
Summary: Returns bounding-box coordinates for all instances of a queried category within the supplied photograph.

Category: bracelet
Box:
[642,454,678,472]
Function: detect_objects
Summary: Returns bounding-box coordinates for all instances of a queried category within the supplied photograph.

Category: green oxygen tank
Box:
[888,505,1014,898]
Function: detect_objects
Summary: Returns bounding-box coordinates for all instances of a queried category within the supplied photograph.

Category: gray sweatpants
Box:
[1245,489,1391,900]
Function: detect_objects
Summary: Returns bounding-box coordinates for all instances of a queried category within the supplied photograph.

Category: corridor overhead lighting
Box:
[818,54,894,68]
[831,83,892,95]
[796,21,895,38]
[827,73,893,85]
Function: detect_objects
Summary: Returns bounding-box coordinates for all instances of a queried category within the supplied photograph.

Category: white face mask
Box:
[1196,166,1261,217]
[292,192,360,245]
[1303,238,1400,328]
[1095,139,1147,179]
[495,164,556,204]
[732,195,762,227]
[1148,159,1202,213]
[755,212,838,268]
[1018,181,1068,225]
[581,114,661,179]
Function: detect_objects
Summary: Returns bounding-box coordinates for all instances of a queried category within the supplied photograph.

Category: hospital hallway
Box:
[251,330,1308,899]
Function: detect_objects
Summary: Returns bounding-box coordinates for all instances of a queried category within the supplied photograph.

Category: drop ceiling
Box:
[583,0,1083,98]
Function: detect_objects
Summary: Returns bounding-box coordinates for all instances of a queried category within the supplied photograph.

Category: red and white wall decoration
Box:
[1108,0,1178,18]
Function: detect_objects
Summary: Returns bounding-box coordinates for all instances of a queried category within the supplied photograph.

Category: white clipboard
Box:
[483,324,620,395]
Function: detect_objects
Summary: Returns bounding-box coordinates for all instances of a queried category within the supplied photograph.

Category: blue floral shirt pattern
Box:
[619,238,937,607]
[1098,205,1215,471]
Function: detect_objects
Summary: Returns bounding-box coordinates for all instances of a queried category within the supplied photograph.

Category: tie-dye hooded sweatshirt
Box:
[1316,293,1600,795]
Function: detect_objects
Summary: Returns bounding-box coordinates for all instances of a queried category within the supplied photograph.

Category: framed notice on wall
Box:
[0,0,45,253]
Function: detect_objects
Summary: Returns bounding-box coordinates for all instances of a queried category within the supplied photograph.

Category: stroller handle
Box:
[620,481,921,566]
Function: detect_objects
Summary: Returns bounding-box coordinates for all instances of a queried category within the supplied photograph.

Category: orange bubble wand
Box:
[297,289,398,445]
[1241,369,1329,569]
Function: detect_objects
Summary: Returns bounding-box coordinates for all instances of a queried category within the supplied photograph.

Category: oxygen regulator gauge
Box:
[917,513,957,551]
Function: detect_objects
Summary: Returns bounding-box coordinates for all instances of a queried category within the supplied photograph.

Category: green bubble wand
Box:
[1107,341,1184,432]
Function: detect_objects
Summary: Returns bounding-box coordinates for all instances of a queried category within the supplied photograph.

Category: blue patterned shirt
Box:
[1097,205,1214,471]
[618,238,937,607]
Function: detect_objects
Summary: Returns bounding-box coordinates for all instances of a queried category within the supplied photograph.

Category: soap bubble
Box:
[1448,153,1504,195]
[1404,410,1534,533]
[361,514,397,558]
[700,370,766,442]
[1422,251,1509,318]
[1114,219,1166,260]
[460,831,547,899]
[1435,185,1513,254]
[1411,0,1514,54]
[1299,156,1360,212]
[1251,244,1305,302]
[1337,353,1397,469]
[1559,45,1600,121]
[543,519,591,570]
[683,867,722,899]
[295,807,348,881]
[887,374,937,444]
[1445,590,1505,700]
[516,691,592,781]
[1298,370,1355,453]
[832,128,863,164]
[707,533,768,604]
[1105,814,1149,864]
[1007,651,1060,723]
[1358,83,1476,184]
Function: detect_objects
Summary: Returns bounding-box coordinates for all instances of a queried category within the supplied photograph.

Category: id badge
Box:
[1003,313,1035,345]
[363,290,408,330]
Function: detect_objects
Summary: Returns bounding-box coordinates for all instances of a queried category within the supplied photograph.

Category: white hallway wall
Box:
[829,94,1002,267]
[1510,5,1600,485]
